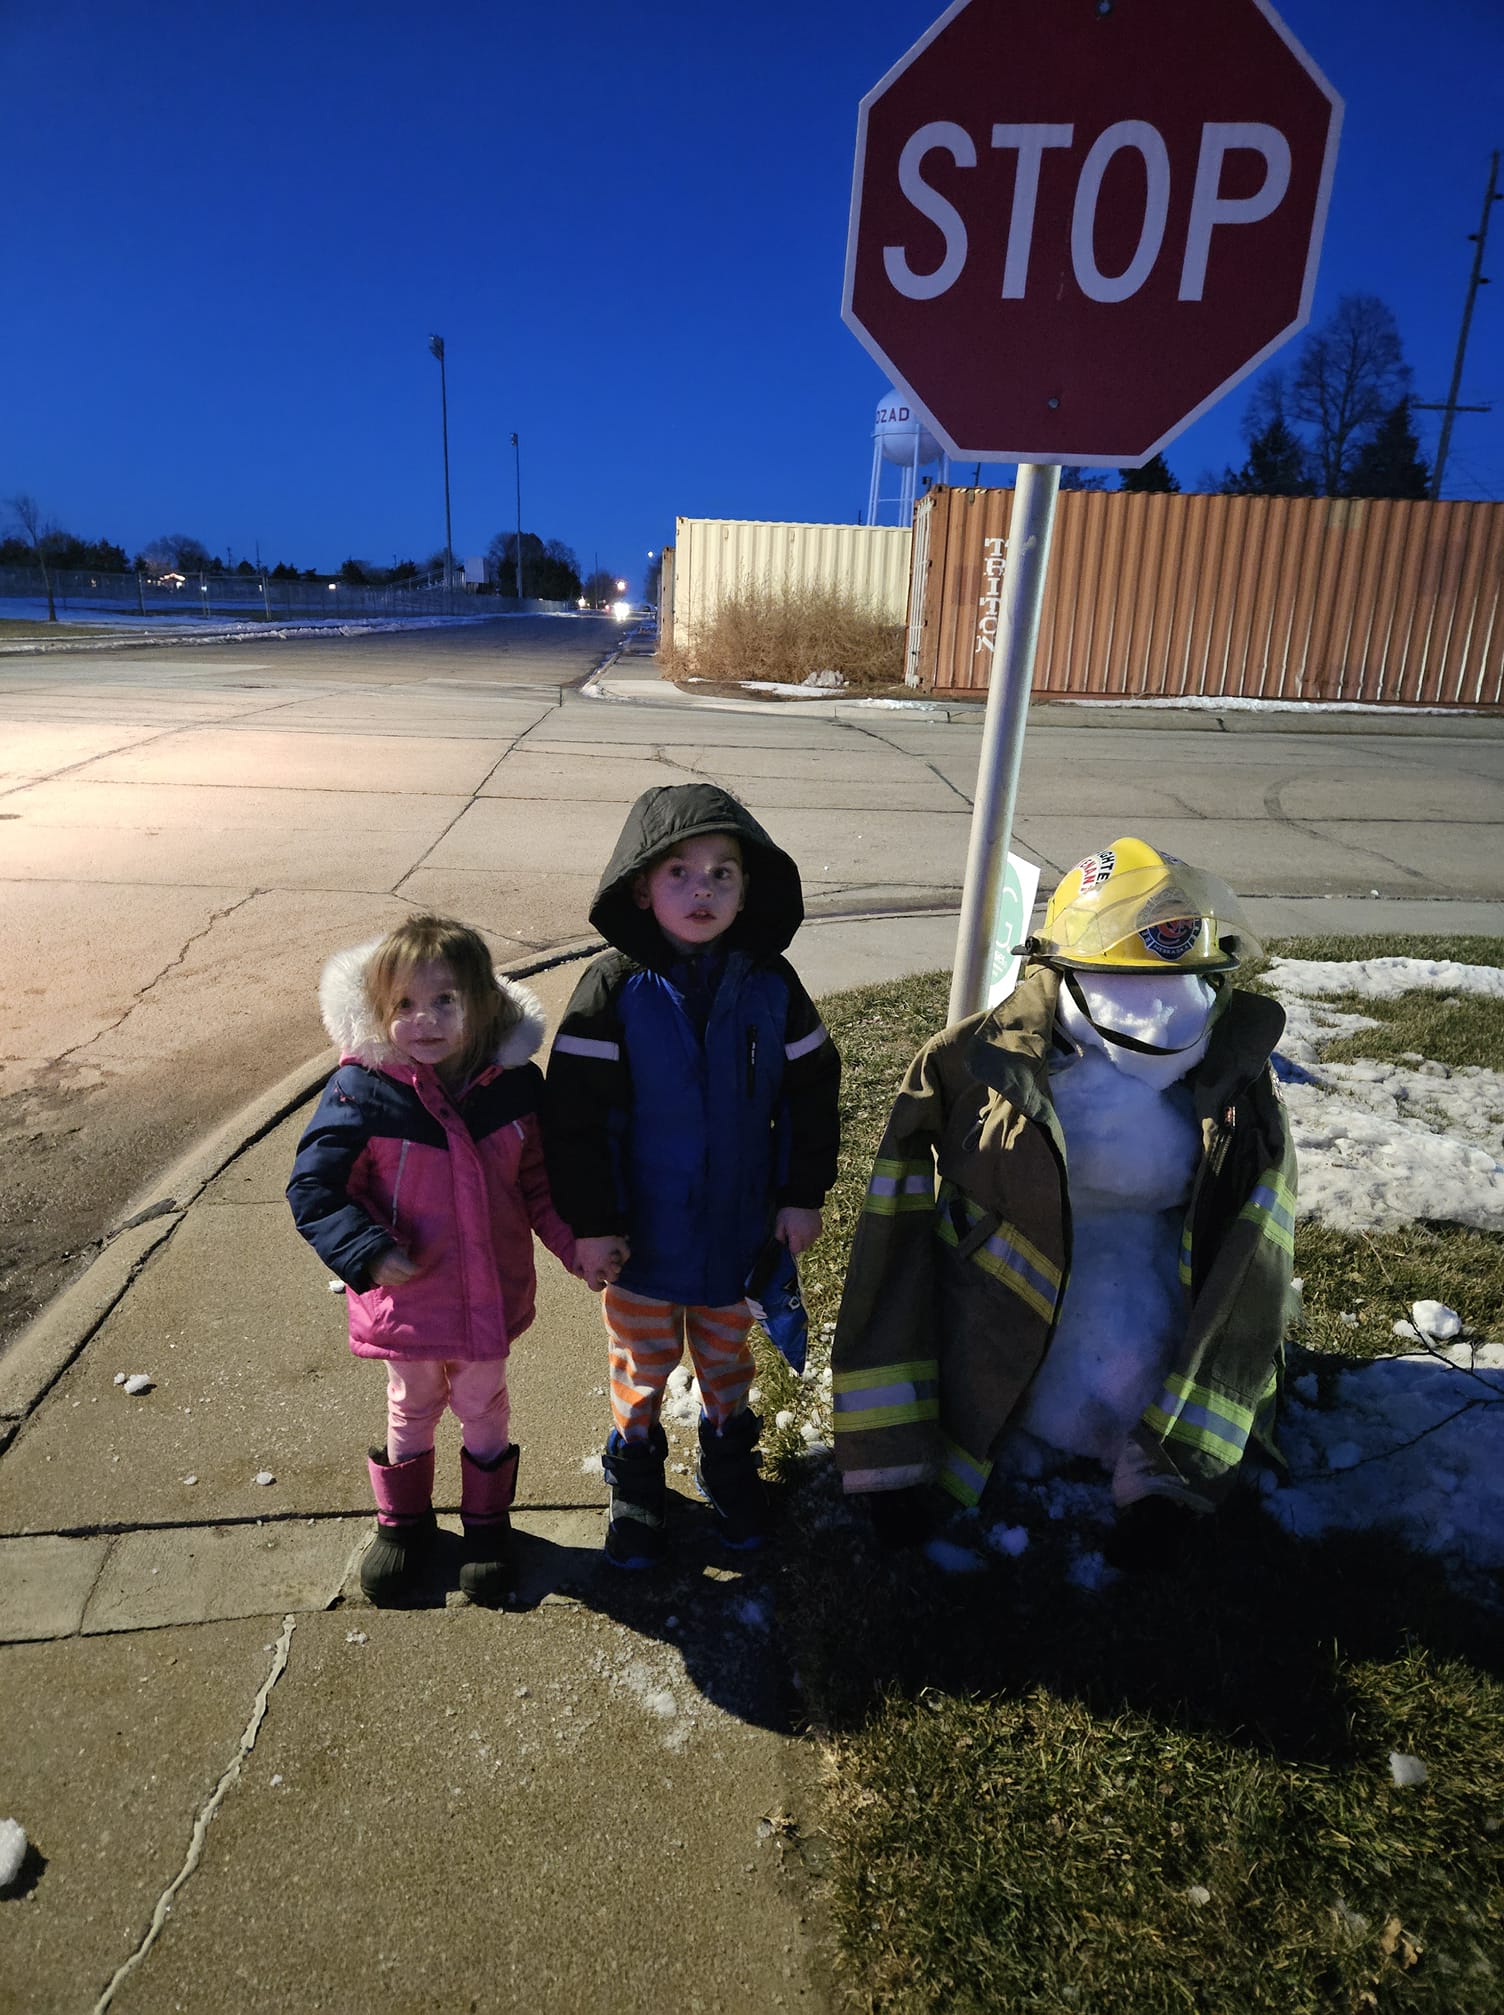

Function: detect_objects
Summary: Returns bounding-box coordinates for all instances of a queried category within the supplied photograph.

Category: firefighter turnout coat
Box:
[831,966,1297,1513]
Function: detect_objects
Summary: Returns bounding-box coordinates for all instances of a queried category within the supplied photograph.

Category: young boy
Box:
[545,784,841,1564]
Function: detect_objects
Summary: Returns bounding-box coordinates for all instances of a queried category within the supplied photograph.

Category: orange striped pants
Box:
[602,1285,755,1439]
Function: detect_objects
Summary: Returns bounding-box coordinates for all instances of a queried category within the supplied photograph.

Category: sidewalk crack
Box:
[92,1615,296,2012]
[55,889,267,1067]
[390,708,555,892]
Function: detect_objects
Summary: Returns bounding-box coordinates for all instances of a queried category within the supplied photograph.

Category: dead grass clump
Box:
[667,583,906,692]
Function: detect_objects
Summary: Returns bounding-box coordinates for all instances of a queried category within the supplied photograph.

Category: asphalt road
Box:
[2,612,1500,1353]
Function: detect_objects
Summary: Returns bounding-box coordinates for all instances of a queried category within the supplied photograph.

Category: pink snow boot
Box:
[361,1446,436,1606]
[458,1444,519,1607]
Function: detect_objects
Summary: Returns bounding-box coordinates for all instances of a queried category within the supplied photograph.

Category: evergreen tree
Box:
[1119,453,1179,493]
[1219,416,1315,497]
[1343,398,1431,499]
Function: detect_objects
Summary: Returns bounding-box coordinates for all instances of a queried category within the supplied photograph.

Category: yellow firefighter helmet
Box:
[1031,838,1259,974]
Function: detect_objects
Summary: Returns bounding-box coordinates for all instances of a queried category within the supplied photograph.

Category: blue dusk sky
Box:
[3,0,1499,594]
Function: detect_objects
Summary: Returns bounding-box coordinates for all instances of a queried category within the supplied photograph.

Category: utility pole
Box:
[1417,152,1499,501]
[511,432,523,600]
[428,334,454,588]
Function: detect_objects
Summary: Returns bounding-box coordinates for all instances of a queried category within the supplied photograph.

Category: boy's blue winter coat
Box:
[545,785,841,1309]
[609,954,802,1305]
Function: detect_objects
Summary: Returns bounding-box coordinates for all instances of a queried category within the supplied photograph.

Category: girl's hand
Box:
[575,1235,629,1293]
[369,1247,419,1288]
[774,1206,822,1257]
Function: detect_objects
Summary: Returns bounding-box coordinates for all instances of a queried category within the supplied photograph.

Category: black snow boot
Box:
[458,1444,519,1607]
[695,1408,770,1549]
[602,1425,669,1567]
[360,1446,437,1606]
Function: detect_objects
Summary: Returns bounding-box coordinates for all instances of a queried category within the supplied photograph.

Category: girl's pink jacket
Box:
[286,940,578,1362]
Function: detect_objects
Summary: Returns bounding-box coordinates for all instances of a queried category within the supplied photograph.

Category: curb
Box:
[583,664,1504,734]
[586,632,1504,736]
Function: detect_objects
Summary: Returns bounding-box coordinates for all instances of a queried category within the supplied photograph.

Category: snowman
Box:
[833,838,1296,1566]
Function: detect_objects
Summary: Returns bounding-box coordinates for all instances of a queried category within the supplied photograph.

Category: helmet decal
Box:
[1138,915,1202,961]
[1076,848,1116,891]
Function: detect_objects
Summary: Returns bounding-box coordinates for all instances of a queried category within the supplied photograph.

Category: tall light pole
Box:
[511,432,523,600]
[428,334,453,589]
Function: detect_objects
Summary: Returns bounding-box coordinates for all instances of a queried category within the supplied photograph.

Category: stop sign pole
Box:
[841,0,1342,1018]
[947,459,1059,1022]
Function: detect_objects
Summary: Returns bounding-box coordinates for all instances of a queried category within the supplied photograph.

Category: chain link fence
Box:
[0,566,572,622]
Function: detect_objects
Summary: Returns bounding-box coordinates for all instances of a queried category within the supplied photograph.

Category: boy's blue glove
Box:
[745,1237,807,1375]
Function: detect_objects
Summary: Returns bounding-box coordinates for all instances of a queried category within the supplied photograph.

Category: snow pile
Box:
[1261,1343,1504,1585]
[1389,1752,1429,1788]
[0,1819,26,1888]
[1261,959,1504,1590]
[1269,958,1504,1234]
[1268,956,1504,1004]
[661,1365,702,1429]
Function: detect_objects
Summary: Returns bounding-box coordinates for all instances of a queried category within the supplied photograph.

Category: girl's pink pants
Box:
[382,1359,509,1463]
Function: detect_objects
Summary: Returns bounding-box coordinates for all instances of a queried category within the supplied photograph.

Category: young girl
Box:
[287,914,585,1607]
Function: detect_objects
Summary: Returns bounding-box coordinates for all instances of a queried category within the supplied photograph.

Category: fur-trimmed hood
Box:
[317,938,547,1074]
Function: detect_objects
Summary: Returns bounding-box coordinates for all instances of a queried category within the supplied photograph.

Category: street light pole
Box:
[511,432,523,601]
[428,334,453,590]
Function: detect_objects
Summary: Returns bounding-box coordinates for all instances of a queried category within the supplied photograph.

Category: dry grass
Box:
[0,618,138,640]
[664,583,906,693]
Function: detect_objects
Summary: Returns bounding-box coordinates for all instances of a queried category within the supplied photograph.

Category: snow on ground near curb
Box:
[0,597,554,646]
[1270,959,1504,1235]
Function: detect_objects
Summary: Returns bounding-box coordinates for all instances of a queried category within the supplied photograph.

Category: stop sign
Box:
[842,0,1342,465]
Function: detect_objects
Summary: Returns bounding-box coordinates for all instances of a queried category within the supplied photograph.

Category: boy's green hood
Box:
[589,784,804,966]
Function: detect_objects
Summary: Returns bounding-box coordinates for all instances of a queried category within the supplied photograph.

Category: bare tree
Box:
[7,492,59,621]
[1291,295,1412,496]
[140,532,214,575]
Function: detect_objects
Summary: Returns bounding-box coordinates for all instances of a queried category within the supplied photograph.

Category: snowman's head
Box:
[1023,838,1255,1086]
[1056,969,1218,1087]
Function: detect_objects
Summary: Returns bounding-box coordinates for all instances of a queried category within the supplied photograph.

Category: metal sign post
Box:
[947,462,1060,1024]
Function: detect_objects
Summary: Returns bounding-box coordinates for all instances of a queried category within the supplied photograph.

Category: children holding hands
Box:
[288,786,837,1600]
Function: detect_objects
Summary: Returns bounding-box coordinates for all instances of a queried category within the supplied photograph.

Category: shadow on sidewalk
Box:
[353,1502,803,1734]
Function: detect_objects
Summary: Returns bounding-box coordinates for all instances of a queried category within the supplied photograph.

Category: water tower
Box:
[866,388,948,525]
